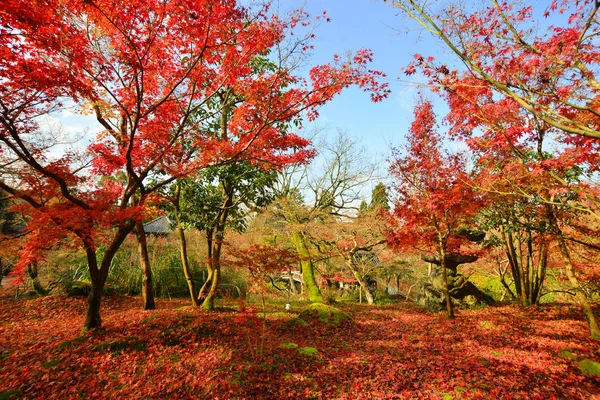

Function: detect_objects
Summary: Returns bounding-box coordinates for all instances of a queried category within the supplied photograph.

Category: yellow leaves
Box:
[80,99,116,118]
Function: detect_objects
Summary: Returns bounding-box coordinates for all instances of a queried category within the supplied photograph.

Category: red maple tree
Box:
[389,0,600,338]
[0,0,389,329]
[387,100,483,318]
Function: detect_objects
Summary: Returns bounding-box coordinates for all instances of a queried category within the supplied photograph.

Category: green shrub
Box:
[468,274,505,302]
[106,235,206,298]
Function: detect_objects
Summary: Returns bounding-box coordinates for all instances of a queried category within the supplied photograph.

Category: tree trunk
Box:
[202,264,220,311]
[549,211,600,338]
[84,248,106,331]
[355,273,374,305]
[174,182,199,306]
[83,225,133,331]
[501,226,547,306]
[202,231,224,310]
[202,222,226,310]
[438,237,454,319]
[198,229,214,303]
[291,230,324,303]
[200,184,233,310]
[27,264,49,296]
[198,266,214,303]
[85,277,104,331]
[346,259,374,305]
[177,224,199,306]
[135,222,156,310]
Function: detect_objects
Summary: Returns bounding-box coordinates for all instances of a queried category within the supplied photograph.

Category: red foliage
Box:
[227,243,299,292]
[387,100,483,258]
[0,0,390,264]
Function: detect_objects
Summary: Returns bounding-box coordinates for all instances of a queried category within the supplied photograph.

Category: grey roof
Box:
[143,215,172,234]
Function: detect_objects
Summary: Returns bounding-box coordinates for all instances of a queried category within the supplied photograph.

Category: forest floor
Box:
[0,293,599,399]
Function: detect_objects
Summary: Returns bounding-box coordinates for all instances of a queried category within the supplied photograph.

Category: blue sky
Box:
[275,0,565,152]
[279,0,426,154]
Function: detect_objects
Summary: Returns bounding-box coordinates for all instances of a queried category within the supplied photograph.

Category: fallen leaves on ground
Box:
[0,295,598,399]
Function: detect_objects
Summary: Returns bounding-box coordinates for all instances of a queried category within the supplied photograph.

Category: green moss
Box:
[57,336,86,350]
[477,357,490,366]
[468,274,505,301]
[298,303,352,326]
[559,350,578,360]
[190,323,215,337]
[42,360,61,368]
[578,359,600,377]
[291,231,324,302]
[298,347,319,357]
[67,280,93,297]
[92,336,147,355]
[283,317,309,331]
[141,314,158,324]
[479,320,494,330]
[280,342,299,349]
[267,312,292,321]
[0,389,20,400]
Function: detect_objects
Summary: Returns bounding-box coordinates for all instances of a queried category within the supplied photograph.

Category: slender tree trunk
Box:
[202,234,224,310]
[200,183,233,310]
[532,242,548,306]
[198,229,214,303]
[291,230,324,303]
[198,266,214,303]
[202,262,221,311]
[84,248,105,331]
[83,225,133,331]
[27,264,49,295]
[548,211,600,338]
[346,258,374,305]
[354,271,374,305]
[502,228,525,304]
[174,182,199,306]
[438,236,454,319]
[202,222,227,311]
[135,222,155,310]
[177,224,199,307]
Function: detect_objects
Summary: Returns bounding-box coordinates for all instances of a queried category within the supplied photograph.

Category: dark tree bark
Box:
[83,225,133,331]
[26,264,50,296]
[135,222,156,310]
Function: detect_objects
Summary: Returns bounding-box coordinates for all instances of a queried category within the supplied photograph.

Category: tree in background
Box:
[269,133,378,302]
[388,100,483,318]
[370,183,391,212]
[387,0,600,337]
[170,162,278,309]
[479,194,550,306]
